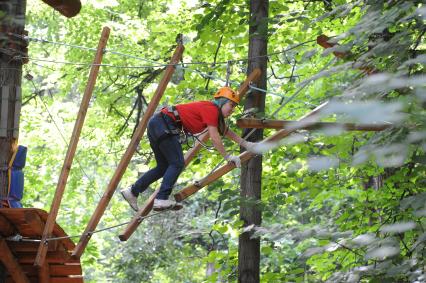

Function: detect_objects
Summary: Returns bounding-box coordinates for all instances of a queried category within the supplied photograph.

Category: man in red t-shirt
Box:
[121,87,254,211]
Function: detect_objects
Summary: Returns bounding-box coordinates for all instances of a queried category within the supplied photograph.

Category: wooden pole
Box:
[34,26,110,267]
[0,237,30,283]
[174,102,329,202]
[237,118,391,131]
[117,69,262,242]
[118,189,159,241]
[72,42,185,258]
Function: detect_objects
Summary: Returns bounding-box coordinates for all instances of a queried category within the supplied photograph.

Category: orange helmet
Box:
[214,86,240,104]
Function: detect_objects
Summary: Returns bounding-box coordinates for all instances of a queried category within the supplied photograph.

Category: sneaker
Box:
[120,187,139,211]
[153,199,183,211]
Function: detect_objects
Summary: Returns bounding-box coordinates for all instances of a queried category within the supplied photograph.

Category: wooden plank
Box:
[238,68,262,98]
[50,264,82,276]
[118,189,160,241]
[35,26,111,267]
[0,237,30,283]
[50,277,84,283]
[0,214,15,236]
[183,68,262,167]
[236,118,391,132]
[174,102,329,202]
[7,240,57,252]
[72,42,185,258]
[18,251,76,264]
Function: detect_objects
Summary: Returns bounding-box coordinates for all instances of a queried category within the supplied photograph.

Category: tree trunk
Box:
[238,0,268,282]
[0,0,26,199]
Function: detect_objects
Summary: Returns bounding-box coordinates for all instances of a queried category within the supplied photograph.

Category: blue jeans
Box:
[131,113,184,200]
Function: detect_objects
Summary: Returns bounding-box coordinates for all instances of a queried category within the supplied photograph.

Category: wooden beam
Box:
[72,42,185,258]
[0,237,30,283]
[174,102,329,202]
[19,251,75,264]
[35,27,111,267]
[50,264,82,276]
[237,118,391,132]
[7,240,57,252]
[183,68,262,167]
[117,69,262,242]
[0,214,15,236]
[24,210,45,236]
[50,277,84,283]
[41,0,82,18]
[118,189,159,241]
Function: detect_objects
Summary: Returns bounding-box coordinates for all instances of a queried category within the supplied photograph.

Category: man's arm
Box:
[207,126,228,158]
[225,129,245,145]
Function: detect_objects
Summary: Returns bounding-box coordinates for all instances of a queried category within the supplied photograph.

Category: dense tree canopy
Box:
[17,0,425,282]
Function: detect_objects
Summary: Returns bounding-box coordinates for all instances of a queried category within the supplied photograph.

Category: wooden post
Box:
[236,118,391,131]
[174,102,329,202]
[117,69,262,242]
[118,189,160,241]
[34,26,111,267]
[72,42,185,258]
[183,68,261,166]
[0,237,30,283]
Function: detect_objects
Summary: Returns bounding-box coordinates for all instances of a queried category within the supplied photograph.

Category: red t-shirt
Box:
[162,101,219,134]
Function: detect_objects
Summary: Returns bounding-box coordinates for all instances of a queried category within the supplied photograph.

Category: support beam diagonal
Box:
[35,26,110,267]
[72,42,184,258]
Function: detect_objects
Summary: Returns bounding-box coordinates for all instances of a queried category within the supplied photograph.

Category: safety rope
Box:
[9,32,316,68]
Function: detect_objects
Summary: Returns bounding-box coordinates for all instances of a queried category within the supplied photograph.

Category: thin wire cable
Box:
[13,32,316,67]
[44,210,168,242]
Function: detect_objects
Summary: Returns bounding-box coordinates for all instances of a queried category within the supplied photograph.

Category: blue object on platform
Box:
[9,145,27,203]
[10,170,24,200]
[12,146,27,169]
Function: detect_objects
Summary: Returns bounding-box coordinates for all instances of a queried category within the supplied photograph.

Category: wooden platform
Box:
[0,208,83,282]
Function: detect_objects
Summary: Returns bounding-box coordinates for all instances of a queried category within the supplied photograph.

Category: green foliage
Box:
[18,0,426,282]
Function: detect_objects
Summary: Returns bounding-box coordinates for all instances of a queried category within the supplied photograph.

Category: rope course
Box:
[9,29,340,246]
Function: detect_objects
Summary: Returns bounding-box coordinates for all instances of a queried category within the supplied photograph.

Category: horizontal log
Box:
[41,0,82,17]
[237,118,391,132]
[7,240,57,252]
[118,189,160,241]
[50,277,84,283]
[17,251,78,264]
[50,264,82,276]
